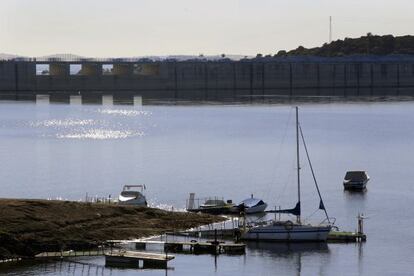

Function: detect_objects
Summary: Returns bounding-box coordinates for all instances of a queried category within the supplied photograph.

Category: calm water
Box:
[1,100,414,275]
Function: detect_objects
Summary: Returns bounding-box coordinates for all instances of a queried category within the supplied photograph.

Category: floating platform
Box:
[178,228,367,243]
[327,231,367,242]
[0,258,22,264]
[124,239,246,255]
[105,251,174,269]
[35,249,106,259]
[177,229,236,239]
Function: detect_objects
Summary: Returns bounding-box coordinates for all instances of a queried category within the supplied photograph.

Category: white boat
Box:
[118,185,147,206]
[186,193,235,214]
[242,107,332,242]
[343,171,370,190]
[233,195,268,214]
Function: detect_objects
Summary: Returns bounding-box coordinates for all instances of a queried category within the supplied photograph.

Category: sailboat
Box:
[241,107,332,242]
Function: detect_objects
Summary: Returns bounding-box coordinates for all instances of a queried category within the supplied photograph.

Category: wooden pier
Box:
[178,228,367,243]
[0,258,22,264]
[35,249,106,259]
[176,229,236,239]
[35,249,175,269]
[327,231,367,242]
[128,240,246,255]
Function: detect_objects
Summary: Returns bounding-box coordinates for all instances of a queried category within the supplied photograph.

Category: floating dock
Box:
[327,231,366,242]
[111,239,246,255]
[163,240,245,255]
[35,249,175,269]
[0,258,22,264]
[35,249,106,259]
[105,251,174,269]
[177,228,367,243]
[177,229,236,239]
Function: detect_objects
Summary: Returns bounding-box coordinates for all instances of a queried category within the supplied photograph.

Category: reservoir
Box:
[0,99,413,275]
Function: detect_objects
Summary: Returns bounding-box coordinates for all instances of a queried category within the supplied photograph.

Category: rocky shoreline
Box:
[0,199,223,259]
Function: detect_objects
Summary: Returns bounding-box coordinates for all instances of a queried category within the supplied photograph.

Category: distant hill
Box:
[37,53,86,61]
[0,53,26,60]
[0,53,248,62]
[3,34,414,61]
[274,34,414,57]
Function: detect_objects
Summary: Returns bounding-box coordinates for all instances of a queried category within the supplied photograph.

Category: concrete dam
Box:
[1,56,414,103]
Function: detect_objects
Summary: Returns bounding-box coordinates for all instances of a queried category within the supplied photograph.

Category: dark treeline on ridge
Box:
[271,34,414,58]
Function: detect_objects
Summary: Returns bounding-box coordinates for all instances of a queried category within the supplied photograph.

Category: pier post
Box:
[357,213,364,235]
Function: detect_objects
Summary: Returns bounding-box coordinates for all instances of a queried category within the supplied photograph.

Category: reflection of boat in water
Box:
[343,171,370,190]
[247,241,329,255]
[247,241,329,275]
[242,107,332,242]
[186,193,235,214]
[118,185,147,206]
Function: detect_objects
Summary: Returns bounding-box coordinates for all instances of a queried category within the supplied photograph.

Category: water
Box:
[1,100,414,275]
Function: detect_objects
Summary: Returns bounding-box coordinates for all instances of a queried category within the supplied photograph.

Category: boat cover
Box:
[241,198,265,208]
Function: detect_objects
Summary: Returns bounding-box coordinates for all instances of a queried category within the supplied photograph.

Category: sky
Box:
[0,0,412,57]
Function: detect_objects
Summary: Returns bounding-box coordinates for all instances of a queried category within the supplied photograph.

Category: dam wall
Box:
[1,56,414,101]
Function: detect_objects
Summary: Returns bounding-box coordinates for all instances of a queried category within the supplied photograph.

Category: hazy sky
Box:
[0,0,412,57]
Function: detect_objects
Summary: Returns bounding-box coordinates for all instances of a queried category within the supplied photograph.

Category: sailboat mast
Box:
[296,106,301,224]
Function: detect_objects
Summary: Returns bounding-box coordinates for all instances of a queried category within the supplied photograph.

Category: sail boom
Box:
[266,202,301,216]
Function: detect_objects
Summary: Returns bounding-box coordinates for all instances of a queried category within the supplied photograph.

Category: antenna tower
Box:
[329,16,333,43]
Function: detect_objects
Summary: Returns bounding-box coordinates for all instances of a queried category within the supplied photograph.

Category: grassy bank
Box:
[0,199,223,258]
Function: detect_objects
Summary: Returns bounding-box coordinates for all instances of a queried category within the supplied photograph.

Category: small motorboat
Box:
[231,195,268,214]
[343,171,370,190]
[186,193,235,214]
[118,185,147,206]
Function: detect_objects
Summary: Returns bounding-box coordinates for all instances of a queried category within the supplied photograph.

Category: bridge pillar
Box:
[36,94,50,104]
[102,95,113,105]
[70,95,82,105]
[49,63,69,76]
[134,96,142,106]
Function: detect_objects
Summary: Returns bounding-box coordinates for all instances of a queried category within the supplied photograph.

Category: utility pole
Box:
[329,16,333,43]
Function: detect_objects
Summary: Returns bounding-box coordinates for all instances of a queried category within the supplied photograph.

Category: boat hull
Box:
[343,180,369,190]
[245,203,268,214]
[118,196,147,206]
[187,206,233,215]
[241,224,331,242]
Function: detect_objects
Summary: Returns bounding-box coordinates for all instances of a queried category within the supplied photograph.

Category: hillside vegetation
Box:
[273,34,414,57]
